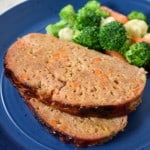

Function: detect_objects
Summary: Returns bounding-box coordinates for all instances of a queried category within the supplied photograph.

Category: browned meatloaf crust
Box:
[4,33,146,117]
[19,90,127,147]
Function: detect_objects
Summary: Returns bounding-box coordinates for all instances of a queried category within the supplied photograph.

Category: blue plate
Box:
[0,0,150,149]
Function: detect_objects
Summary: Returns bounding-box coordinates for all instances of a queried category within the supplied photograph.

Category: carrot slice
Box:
[132,37,150,43]
[52,53,60,58]
[105,50,127,62]
[50,119,57,126]
[92,58,101,63]
[73,81,79,88]
[94,69,102,76]
[20,74,29,80]
[101,6,128,24]
[101,6,112,12]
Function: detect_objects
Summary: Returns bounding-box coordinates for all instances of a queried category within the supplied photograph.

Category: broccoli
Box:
[119,40,132,55]
[46,4,76,36]
[73,26,101,50]
[99,8,110,18]
[46,20,67,37]
[99,21,127,50]
[59,4,76,27]
[74,0,102,30]
[128,11,147,21]
[125,42,150,67]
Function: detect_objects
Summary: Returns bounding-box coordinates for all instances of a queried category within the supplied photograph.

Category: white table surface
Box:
[0,0,25,15]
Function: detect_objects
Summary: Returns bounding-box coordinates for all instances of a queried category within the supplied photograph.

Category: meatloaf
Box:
[19,90,127,147]
[4,33,146,117]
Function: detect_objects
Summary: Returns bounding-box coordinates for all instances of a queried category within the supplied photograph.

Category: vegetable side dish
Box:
[46,0,150,68]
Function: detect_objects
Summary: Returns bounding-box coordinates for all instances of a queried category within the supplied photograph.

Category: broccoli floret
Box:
[73,26,101,50]
[99,21,127,50]
[74,0,102,30]
[99,8,110,18]
[84,1,110,17]
[119,40,132,55]
[125,42,150,67]
[46,20,67,37]
[128,11,147,21]
[75,12,101,30]
[83,0,100,11]
[46,4,76,36]
[59,4,76,27]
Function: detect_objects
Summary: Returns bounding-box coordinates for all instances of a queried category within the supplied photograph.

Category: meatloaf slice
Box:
[4,33,146,117]
[20,91,127,147]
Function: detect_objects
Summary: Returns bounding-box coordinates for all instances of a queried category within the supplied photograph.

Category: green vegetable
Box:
[46,20,67,36]
[99,21,127,50]
[125,42,150,67]
[59,4,76,27]
[74,0,102,30]
[128,11,147,21]
[73,26,101,50]
[119,40,132,55]
[83,0,101,11]
[99,8,110,18]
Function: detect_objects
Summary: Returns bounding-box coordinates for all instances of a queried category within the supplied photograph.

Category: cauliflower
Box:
[101,16,115,26]
[124,19,148,38]
[58,27,74,41]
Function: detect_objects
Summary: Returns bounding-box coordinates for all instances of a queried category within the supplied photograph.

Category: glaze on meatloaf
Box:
[19,90,127,147]
[4,33,146,117]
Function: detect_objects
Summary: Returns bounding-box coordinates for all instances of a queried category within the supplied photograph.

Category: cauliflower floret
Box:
[144,33,150,39]
[101,16,116,26]
[124,19,148,38]
[58,27,74,41]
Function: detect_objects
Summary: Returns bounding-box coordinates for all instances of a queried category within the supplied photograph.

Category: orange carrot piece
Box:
[94,69,102,76]
[110,11,128,24]
[93,69,108,79]
[50,119,57,126]
[92,58,101,63]
[73,81,79,88]
[132,37,150,43]
[101,6,112,12]
[52,53,60,58]
[101,6,128,24]
[105,50,127,62]
[20,74,29,80]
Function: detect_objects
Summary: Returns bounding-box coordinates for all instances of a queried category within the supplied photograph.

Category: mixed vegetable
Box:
[46,0,150,69]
